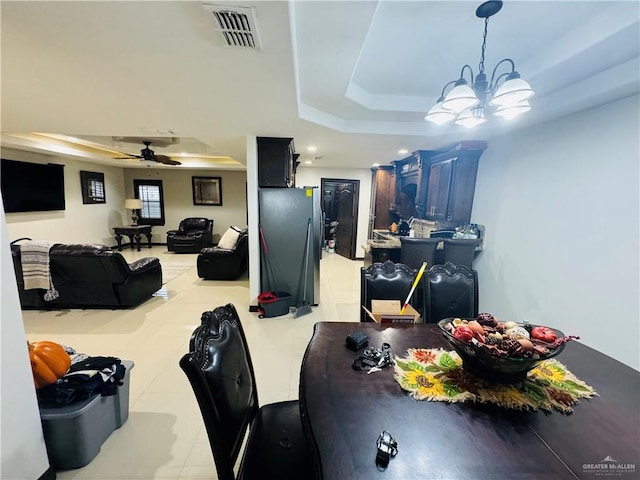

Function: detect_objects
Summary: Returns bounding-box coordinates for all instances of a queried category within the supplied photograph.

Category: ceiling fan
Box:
[118,141,182,165]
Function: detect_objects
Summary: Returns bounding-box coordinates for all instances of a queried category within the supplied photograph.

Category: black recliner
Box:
[197,230,249,280]
[166,217,214,253]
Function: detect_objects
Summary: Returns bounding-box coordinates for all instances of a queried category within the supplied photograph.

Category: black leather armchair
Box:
[166,217,214,253]
[11,243,162,309]
[197,230,249,280]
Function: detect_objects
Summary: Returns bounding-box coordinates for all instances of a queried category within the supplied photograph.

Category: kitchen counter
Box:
[364,228,485,255]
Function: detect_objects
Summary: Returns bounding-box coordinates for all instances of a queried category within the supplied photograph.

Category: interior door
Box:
[321,178,360,260]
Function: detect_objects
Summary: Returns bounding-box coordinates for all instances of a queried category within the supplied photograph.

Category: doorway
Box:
[321,178,360,260]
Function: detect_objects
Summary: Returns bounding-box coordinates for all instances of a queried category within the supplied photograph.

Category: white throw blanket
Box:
[20,240,59,301]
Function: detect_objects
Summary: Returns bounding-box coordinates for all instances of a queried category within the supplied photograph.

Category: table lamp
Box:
[124,198,143,225]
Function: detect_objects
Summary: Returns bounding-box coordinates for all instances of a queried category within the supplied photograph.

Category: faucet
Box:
[408,218,423,237]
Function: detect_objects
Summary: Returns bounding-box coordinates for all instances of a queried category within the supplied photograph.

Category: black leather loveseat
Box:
[11,243,162,309]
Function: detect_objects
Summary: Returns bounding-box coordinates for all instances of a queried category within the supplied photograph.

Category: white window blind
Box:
[138,184,161,219]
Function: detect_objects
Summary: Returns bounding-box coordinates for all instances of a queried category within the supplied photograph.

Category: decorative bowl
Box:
[437,318,566,384]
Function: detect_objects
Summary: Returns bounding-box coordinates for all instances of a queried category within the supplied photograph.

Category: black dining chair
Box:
[424,262,478,323]
[442,238,480,269]
[400,237,441,270]
[179,304,313,480]
[360,260,423,322]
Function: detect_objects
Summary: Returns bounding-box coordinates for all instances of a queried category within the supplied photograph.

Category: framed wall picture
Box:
[80,171,106,204]
[192,176,222,206]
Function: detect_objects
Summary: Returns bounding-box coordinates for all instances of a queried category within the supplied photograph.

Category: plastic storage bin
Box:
[39,360,134,470]
[258,291,291,318]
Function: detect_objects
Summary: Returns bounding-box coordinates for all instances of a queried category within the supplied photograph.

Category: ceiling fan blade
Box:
[154,155,182,166]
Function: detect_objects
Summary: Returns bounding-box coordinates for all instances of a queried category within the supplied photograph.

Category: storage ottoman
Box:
[39,360,134,470]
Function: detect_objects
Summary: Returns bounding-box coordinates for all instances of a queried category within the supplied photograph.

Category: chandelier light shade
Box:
[494,100,532,119]
[441,76,480,114]
[455,107,487,128]
[424,96,457,125]
[425,1,534,128]
[490,72,535,106]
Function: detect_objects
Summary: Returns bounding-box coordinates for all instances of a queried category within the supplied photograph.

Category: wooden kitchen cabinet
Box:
[423,142,486,224]
[394,150,444,220]
[257,137,295,187]
[368,165,395,236]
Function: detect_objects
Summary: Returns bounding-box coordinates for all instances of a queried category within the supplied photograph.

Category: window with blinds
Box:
[133,179,165,226]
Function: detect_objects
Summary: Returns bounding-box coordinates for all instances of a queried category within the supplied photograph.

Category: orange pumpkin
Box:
[28,341,71,389]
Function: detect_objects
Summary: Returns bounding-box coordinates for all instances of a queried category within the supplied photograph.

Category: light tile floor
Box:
[23,247,363,480]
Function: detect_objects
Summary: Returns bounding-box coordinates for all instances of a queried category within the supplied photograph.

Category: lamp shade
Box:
[125,198,142,210]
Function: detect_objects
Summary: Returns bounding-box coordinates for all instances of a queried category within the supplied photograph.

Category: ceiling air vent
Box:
[201,4,262,50]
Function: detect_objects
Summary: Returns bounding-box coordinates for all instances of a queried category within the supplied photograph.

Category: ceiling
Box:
[1,1,638,170]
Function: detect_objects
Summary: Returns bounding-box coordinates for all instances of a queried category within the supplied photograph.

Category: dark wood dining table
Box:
[299,322,640,480]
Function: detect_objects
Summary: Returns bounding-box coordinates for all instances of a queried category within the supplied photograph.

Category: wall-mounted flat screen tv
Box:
[1,159,66,213]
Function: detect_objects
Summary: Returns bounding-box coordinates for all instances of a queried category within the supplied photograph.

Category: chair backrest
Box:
[442,238,480,269]
[235,231,249,256]
[47,244,130,283]
[400,237,441,270]
[179,304,259,480]
[360,260,422,322]
[425,262,478,323]
[179,217,213,233]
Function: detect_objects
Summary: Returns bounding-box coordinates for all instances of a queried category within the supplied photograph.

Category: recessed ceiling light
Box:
[398,148,408,155]
[304,160,313,165]
[372,163,380,167]
[307,146,317,152]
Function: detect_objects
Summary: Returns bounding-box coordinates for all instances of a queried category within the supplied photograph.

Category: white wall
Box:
[4,149,126,245]
[473,94,640,370]
[1,201,51,480]
[2,150,249,247]
[295,166,372,259]
[122,168,247,242]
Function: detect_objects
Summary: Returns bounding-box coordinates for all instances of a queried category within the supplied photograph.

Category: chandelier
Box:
[425,1,534,128]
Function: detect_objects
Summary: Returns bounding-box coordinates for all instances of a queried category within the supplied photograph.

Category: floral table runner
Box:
[394,348,597,413]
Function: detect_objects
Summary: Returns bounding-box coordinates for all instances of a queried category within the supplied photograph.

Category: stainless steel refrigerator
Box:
[259,187,321,306]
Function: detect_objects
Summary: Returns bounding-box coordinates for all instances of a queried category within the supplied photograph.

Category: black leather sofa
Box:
[11,243,162,309]
[166,218,214,253]
[197,231,249,280]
